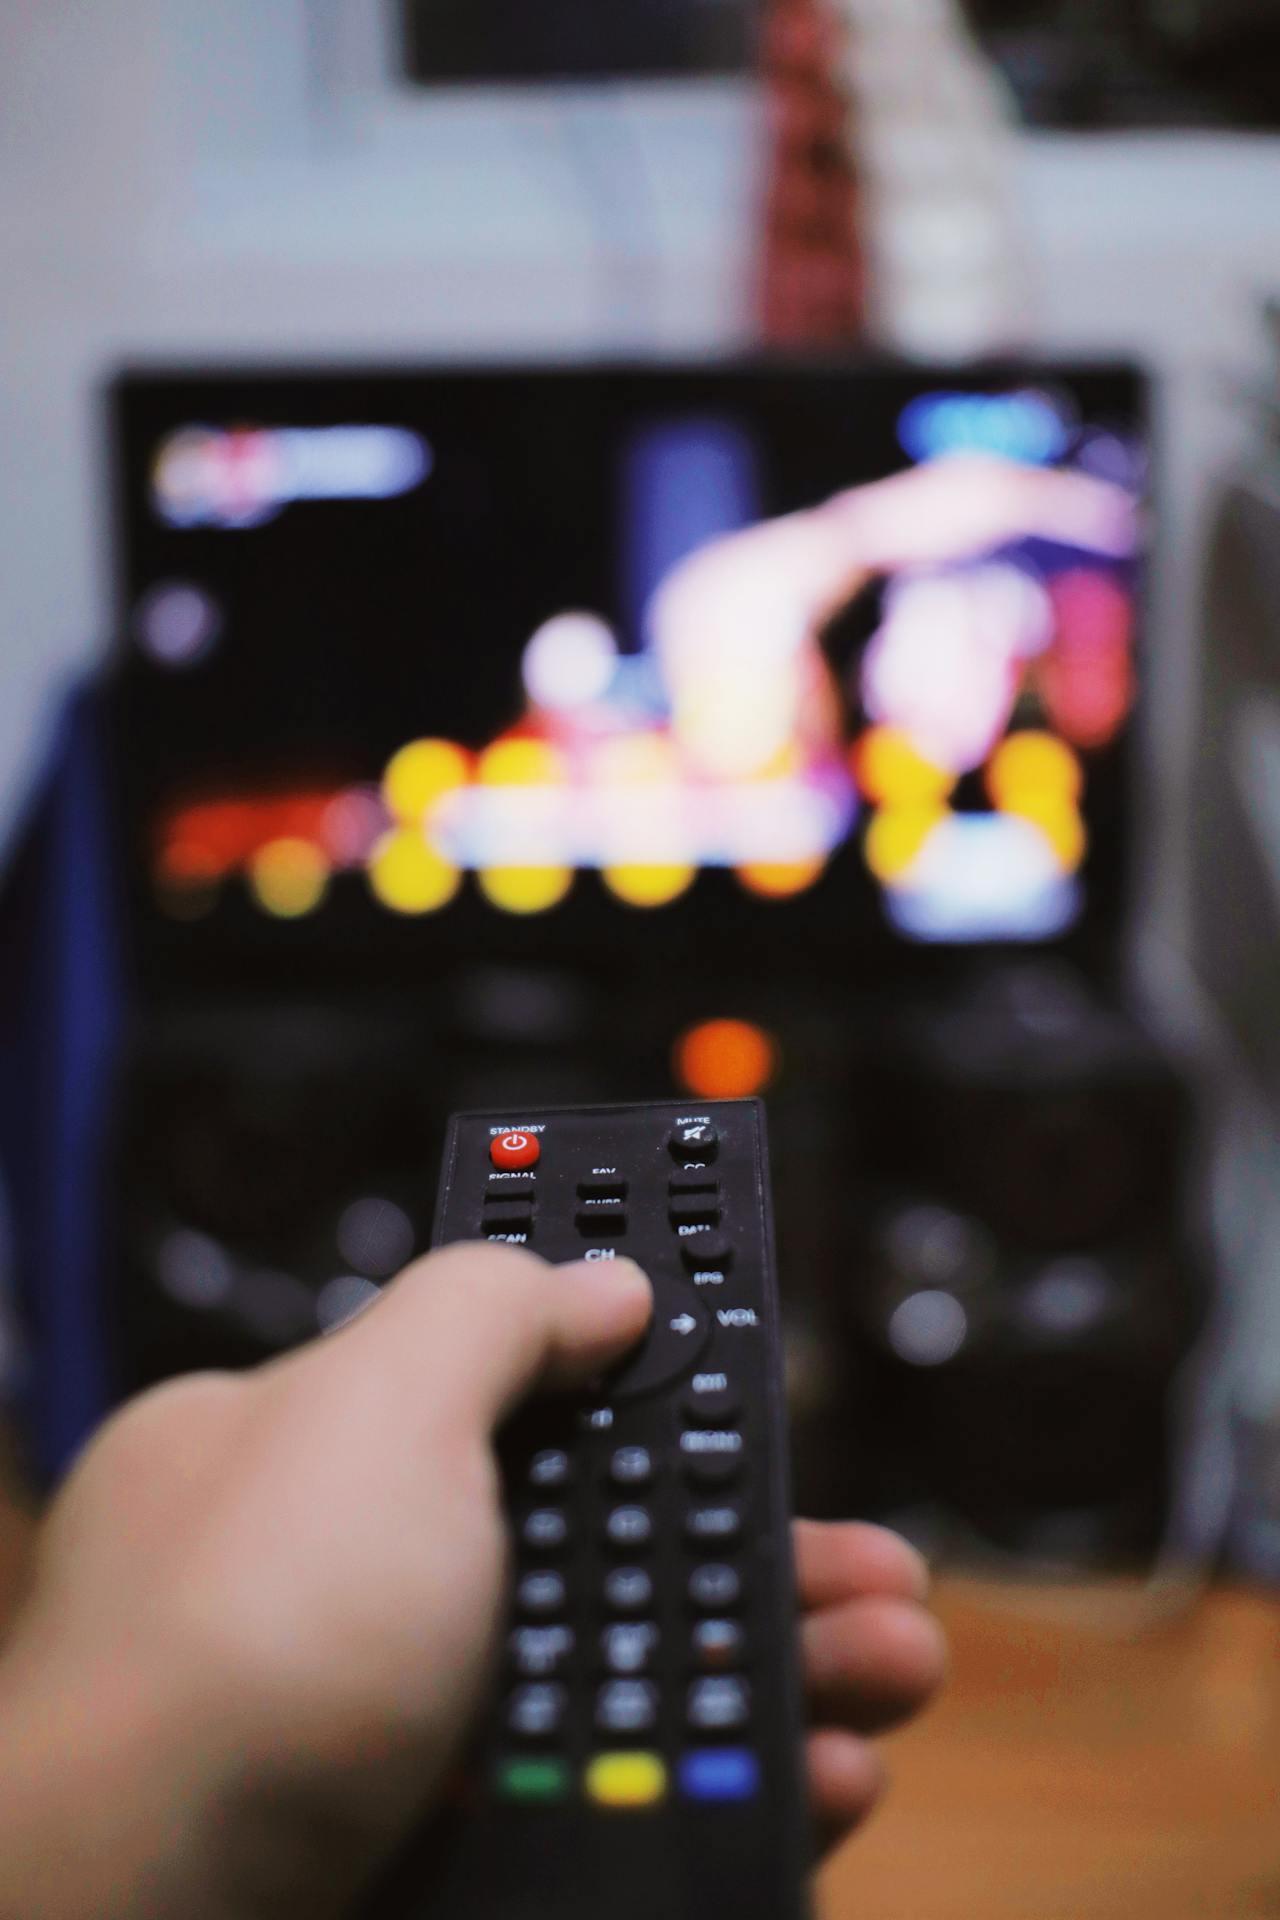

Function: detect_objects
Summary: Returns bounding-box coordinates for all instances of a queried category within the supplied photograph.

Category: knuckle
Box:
[413,1239,549,1295]
[102,1369,246,1448]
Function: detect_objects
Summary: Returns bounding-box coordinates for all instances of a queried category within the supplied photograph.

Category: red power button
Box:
[491,1130,540,1171]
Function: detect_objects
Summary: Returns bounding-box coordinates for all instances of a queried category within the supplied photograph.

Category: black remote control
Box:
[363,1098,810,1920]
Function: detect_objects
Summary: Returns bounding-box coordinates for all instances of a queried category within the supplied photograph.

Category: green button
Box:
[494,1757,571,1804]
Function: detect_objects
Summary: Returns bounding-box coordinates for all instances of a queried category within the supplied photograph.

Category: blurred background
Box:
[1,3,1279,1915]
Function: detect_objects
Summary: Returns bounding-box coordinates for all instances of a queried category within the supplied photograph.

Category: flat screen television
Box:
[106,360,1147,990]
[398,0,758,84]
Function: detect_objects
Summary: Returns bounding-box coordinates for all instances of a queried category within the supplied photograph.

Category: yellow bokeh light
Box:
[864,807,946,886]
[478,865,573,914]
[854,727,955,807]
[602,864,697,908]
[987,731,1083,812]
[1012,798,1088,874]
[368,829,461,915]
[477,738,566,788]
[736,857,827,899]
[382,739,471,826]
[249,837,329,919]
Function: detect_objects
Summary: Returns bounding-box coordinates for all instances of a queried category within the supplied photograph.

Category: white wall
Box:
[3,0,1280,985]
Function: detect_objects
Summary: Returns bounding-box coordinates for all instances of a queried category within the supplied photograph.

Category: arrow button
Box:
[607,1289,712,1402]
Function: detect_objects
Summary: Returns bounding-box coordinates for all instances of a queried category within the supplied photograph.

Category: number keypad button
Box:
[601,1623,659,1675]
[685,1504,743,1549]
[609,1446,654,1488]
[506,1683,567,1740]
[508,1626,575,1679]
[522,1508,569,1553]
[596,1679,659,1736]
[516,1570,567,1617]
[688,1563,743,1612]
[692,1618,747,1669]
[604,1505,653,1551]
[603,1566,654,1615]
[687,1675,751,1734]
[528,1449,572,1490]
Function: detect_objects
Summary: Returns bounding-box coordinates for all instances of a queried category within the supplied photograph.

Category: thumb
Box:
[322,1242,653,1436]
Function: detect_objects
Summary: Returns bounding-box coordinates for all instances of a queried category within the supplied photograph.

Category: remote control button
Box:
[506,1682,567,1740]
[576,1205,627,1236]
[494,1756,571,1804]
[516,1569,567,1617]
[509,1625,575,1678]
[685,1504,743,1548]
[669,1195,722,1228]
[680,1233,733,1272]
[578,1405,615,1434]
[688,1563,742,1612]
[691,1618,747,1669]
[678,1747,760,1803]
[682,1373,741,1424]
[687,1675,751,1734]
[491,1131,540,1171]
[606,1294,711,1401]
[483,1196,535,1229]
[680,1429,745,1487]
[603,1566,653,1614]
[487,1177,536,1200]
[528,1449,572,1490]
[604,1505,653,1551]
[584,1752,667,1809]
[596,1679,659,1736]
[609,1445,654,1488]
[668,1175,719,1197]
[522,1508,569,1553]
[578,1176,629,1200]
[600,1622,659,1675]
[669,1121,719,1163]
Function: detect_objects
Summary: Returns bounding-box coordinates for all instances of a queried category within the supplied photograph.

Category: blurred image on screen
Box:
[110,364,1144,970]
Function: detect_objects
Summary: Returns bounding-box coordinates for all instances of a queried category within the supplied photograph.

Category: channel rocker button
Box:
[492,1131,540,1171]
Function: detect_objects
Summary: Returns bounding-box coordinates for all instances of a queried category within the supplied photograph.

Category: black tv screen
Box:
[400,0,758,84]
[107,360,1147,986]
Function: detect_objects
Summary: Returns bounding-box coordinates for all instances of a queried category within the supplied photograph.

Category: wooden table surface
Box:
[2,1445,1277,1917]
[820,1574,1280,1920]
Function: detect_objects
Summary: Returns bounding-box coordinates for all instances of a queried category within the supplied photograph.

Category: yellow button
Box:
[584,1752,668,1809]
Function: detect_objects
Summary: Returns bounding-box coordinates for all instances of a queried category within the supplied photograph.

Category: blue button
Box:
[678,1747,761,1803]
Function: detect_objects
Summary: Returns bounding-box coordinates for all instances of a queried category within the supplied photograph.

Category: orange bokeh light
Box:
[674,1019,779,1100]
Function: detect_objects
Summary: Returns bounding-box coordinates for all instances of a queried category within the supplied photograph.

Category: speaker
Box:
[1194,455,1280,1117]
[830,965,1204,1562]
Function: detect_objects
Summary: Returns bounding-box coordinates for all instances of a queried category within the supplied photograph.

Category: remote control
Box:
[363,1098,810,1920]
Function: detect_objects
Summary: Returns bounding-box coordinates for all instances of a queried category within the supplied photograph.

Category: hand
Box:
[0,1244,943,1919]
[646,455,1138,778]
